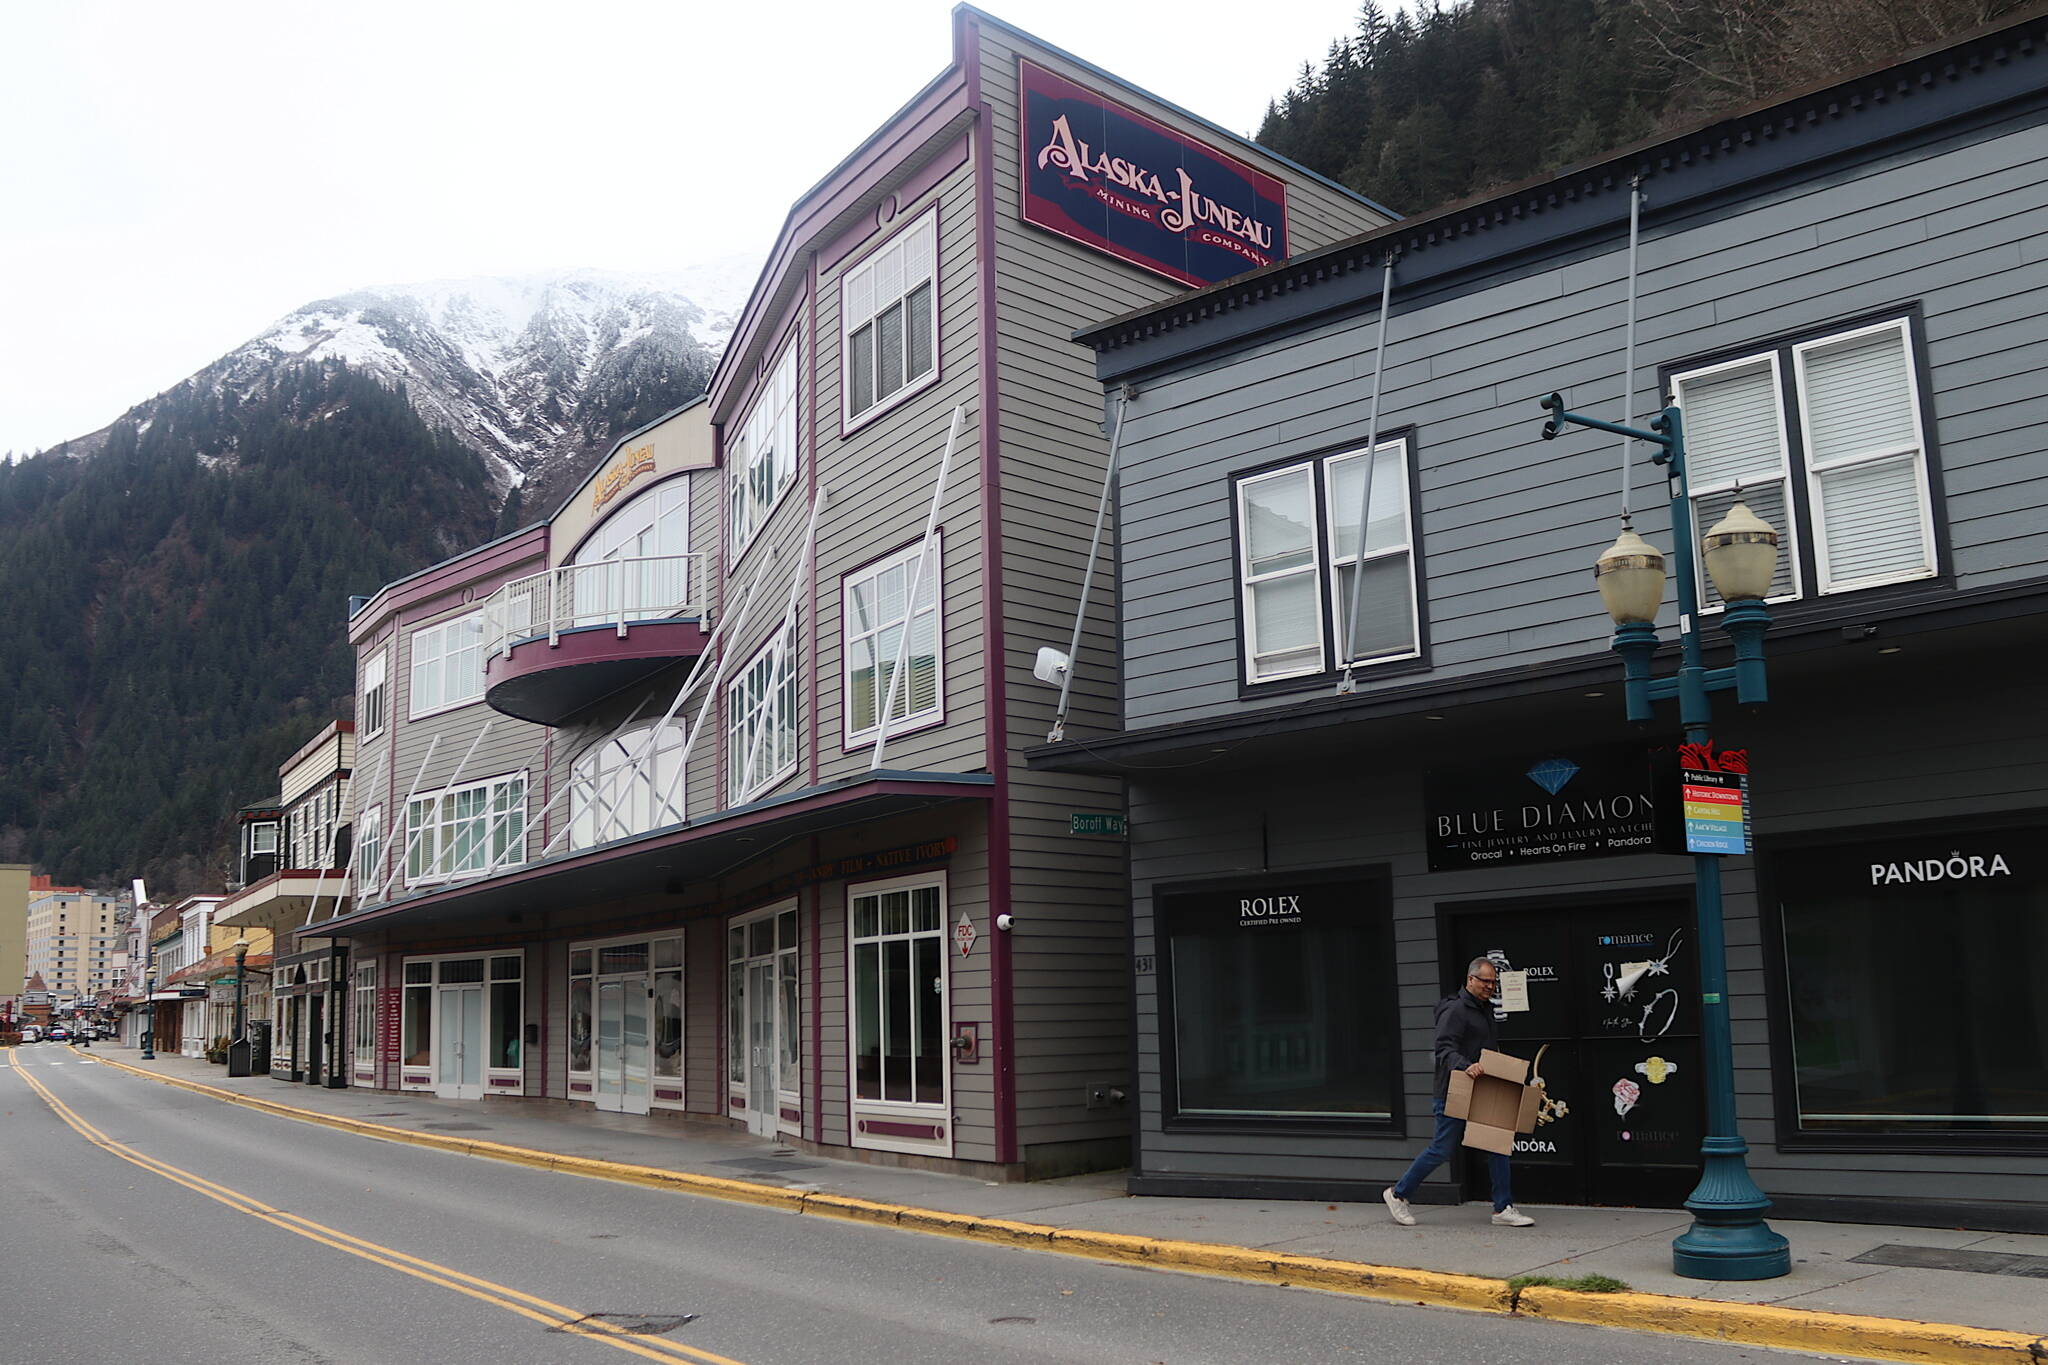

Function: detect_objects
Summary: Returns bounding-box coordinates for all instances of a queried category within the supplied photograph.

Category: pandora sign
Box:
[1019,60,1289,288]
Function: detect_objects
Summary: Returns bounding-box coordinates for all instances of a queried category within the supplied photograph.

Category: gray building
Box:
[1038,12,2048,1229]
[308,6,1389,1179]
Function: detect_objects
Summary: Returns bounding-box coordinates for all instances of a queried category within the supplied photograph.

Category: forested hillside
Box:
[1257,0,2027,214]
[0,364,497,893]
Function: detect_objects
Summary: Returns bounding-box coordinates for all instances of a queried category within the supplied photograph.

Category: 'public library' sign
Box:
[1018,59,1289,288]
[1426,747,1670,871]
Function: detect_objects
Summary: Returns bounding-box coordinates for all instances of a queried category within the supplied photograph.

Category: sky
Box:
[0,0,1367,457]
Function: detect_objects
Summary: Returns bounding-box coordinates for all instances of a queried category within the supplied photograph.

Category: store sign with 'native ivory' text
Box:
[1019,59,1289,288]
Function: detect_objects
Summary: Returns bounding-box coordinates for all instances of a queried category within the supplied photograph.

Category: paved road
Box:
[2,1049,1846,1365]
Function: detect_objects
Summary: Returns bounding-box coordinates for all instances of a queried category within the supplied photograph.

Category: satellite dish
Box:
[1032,646,1070,685]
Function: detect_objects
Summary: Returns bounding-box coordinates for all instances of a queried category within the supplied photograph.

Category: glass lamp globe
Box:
[1594,526,1667,625]
[1702,500,1779,602]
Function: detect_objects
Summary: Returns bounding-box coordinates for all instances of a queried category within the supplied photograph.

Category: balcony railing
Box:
[481,553,710,658]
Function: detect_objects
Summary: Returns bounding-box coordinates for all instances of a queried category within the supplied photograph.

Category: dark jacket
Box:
[1432,988,1499,1101]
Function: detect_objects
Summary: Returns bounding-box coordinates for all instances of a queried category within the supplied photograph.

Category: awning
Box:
[315,769,992,938]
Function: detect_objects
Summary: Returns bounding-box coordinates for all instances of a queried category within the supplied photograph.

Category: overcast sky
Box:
[0,0,1368,456]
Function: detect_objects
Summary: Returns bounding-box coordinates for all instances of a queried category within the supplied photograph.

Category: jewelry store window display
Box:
[1384,958,1537,1227]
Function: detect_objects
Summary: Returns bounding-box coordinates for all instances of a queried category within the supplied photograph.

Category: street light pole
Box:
[141,953,156,1061]
[1541,394,1791,1281]
[228,938,250,1077]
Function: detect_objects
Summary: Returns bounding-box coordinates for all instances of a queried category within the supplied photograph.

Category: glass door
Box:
[434,985,484,1099]
[746,961,777,1136]
[595,978,653,1115]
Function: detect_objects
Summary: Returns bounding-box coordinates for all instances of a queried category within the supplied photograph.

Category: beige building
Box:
[1,864,28,1012]
[25,878,124,1001]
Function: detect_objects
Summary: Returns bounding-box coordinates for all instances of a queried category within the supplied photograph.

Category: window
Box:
[1774,826,2045,1140]
[570,480,693,627]
[405,773,526,884]
[251,823,279,856]
[727,621,799,803]
[359,647,388,738]
[569,720,687,849]
[1671,315,1936,608]
[843,209,938,425]
[850,880,946,1107]
[843,536,942,745]
[409,610,485,717]
[729,337,800,557]
[352,962,377,1069]
[1161,876,1400,1125]
[354,808,383,893]
[1234,437,1419,685]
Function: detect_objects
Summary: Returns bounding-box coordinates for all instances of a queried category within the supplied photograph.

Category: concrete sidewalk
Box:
[50,1045,2048,1358]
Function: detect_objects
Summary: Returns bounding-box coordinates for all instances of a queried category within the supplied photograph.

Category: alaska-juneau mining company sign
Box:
[1018,59,1289,289]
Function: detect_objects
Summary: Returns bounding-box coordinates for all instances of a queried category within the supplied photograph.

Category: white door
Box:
[435,985,484,1100]
[746,961,777,1137]
[595,979,652,1116]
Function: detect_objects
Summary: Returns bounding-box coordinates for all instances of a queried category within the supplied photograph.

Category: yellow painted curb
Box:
[81,1052,2046,1364]
[1517,1286,2046,1365]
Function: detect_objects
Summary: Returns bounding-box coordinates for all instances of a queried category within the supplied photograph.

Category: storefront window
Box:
[1777,828,2047,1136]
[402,961,433,1067]
[352,963,377,1068]
[489,956,522,1070]
[1162,876,1399,1124]
[568,976,593,1074]
[851,882,945,1105]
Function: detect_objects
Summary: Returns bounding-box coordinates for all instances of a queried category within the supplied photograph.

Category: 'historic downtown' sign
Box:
[1018,59,1289,289]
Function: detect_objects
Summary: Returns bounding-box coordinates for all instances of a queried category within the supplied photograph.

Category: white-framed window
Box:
[405,773,526,884]
[570,480,693,627]
[352,961,377,1070]
[729,337,800,558]
[842,208,938,427]
[569,720,687,850]
[1671,315,1936,607]
[842,535,943,746]
[727,903,800,1129]
[1234,436,1419,685]
[848,875,948,1109]
[409,610,485,717]
[726,621,799,804]
[354,807,383,892]
[359,647,388,739]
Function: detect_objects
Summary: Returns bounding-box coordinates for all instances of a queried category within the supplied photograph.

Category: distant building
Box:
[24,877,123,1001]
[0,863,28,1021]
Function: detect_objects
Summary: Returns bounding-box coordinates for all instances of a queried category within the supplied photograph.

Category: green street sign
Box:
[1069,813,1126,837]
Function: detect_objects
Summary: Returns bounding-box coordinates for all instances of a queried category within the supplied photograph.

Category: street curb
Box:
[82,1052,2048,1364]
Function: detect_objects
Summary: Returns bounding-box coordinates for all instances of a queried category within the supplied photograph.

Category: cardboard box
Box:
[1445,1048,1542,1155]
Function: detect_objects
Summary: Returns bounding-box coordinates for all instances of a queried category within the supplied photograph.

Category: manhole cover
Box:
[423,1122,491,1132]
[713,1157,822,1173]
[989,1317,1037,1325]
[553,1313,697,1336]
[1850,1244,2048,1278]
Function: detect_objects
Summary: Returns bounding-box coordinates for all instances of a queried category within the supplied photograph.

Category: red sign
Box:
[377,985,402,1065]
[1019,60,1288,288]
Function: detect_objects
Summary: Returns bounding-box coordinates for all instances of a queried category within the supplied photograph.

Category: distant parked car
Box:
[20,1025,42,1043]
[44,1026,72,1043]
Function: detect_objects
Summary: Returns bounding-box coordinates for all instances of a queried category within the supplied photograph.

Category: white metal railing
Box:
[481,553,709,658]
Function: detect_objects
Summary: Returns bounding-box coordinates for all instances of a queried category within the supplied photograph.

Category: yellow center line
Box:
[6,1053,747,1365]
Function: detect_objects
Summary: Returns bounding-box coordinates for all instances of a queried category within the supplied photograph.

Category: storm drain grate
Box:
[1849,1244,2048,1278]
[422,1122,491,1132]
[554,1313,698,1336]
[713,1157,823,1173]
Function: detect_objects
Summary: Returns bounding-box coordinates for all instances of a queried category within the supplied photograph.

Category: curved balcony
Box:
[481,554,711,726]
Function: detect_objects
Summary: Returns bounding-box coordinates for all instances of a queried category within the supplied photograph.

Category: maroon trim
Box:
[836,200,945,442]
[486,620,709,680]
[570,1081,593,1093]
[404,1073,430,1085]
[655,1088,683,1101]
[729,1095,745,1110]
[779,1106,801,1123]
[488,1076,518,1087]
[966,16,1019,1169]
[859,1119,944,1140]
[282,721,355,772]
[708,72,973,424]
[350,526,548,645]
[817,136,970,275]
[807,249,821,792]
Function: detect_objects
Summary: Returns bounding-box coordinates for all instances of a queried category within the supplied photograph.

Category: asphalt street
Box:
[1,1048,1854,1365]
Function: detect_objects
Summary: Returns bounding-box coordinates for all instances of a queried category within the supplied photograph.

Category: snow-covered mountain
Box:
[108,258,761,497]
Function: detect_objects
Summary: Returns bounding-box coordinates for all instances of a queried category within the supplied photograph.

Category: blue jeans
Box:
[1393,1097,1514,1212]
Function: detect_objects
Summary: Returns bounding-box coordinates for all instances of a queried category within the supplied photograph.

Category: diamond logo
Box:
[1525,758,1580,795]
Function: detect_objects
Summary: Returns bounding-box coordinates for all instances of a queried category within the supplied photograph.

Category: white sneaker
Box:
[1491,1205,1536,1227]
[1383,1187,1416,1226]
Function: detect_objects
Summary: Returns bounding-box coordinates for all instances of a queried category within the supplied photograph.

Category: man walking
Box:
[1384,956,1535,1227]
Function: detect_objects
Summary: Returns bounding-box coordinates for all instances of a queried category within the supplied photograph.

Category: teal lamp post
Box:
[1541,393,1792,1281]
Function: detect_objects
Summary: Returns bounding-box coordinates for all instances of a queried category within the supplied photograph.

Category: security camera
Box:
[995,913,1014,931]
